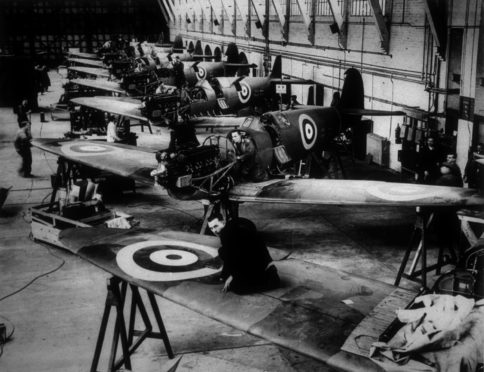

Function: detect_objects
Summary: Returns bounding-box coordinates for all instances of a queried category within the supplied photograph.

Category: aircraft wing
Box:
[68,58,105,68]
[228,179,484,207]
[224,63,258,68]
[271,78,315,85]
[187,116,246,129]
[68,66,110,78]
[32,138,484,207]
[342,108,406,116]
[57,226,395,365]
[70,78,126,95]
[32,138,157,185]
[68,51,99,59]
[70,96,146,121]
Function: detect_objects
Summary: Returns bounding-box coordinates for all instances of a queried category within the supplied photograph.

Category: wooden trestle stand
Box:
[394,207,457,289]
[91,277,174,372]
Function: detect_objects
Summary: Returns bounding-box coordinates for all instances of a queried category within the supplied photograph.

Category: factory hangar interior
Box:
[1,0,484,371]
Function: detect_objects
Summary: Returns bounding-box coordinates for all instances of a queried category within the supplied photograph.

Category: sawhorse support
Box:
[394,208,456,289]
[91,277,174,372]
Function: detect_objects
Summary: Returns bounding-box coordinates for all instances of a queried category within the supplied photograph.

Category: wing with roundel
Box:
[68,66,110,78]
[68,58,105,68]
[228,179,484,207]
[70,79,126,95]
[60,228,222,286]
[32,138,157,185]
[70,96,147,121]
[58,226,398,365]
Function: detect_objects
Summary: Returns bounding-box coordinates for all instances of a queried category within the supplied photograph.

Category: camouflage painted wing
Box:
[68,66,110,78]
[70,96,146,121]
[59,226,394,365]
[68,51,99,59]
[229,179,484,207]
[68,58,105,68]
[32,139,157,185]
[70,79,126,95]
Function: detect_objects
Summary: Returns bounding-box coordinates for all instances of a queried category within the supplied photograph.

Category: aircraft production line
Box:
[0,69,466,372]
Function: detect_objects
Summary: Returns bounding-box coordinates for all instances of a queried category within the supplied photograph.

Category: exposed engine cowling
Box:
[153,145,228,200]
[110,59,135,79]
[140,94,179,125]
[121,70,158,94]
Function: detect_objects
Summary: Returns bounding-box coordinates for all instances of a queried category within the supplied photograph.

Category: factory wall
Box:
[167,0,483,172]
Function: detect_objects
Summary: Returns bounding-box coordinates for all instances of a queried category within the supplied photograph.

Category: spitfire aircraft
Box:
[33,65,484,222]
[183,55,313,117]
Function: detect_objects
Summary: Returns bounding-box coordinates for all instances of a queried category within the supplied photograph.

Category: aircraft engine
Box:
[153,145,225,200]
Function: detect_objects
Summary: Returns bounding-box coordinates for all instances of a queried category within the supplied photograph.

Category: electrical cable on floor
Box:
[0,244,65,303]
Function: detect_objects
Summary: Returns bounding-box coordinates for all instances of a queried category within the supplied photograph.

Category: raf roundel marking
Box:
[298,114,317,150]
[367,184,448,202]
[61,142,121,158]
[116,240,221,282]
[196,66,207,81]
[237,82,251,104]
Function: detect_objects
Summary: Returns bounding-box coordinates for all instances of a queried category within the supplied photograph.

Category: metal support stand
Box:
[394,208,455,289]
[90,277,174,372]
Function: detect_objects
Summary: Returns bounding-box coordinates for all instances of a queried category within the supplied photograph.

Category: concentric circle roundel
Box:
[237,82,251,104]
[61,142,121,157]
[298,114,317,150]
[116,240,221,282]
[366,183,448,202]
[196,66,207,80]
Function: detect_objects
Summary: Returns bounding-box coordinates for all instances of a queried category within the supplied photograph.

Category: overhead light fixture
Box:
[330,22,339,34]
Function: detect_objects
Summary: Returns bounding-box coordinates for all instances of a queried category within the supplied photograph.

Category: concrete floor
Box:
[0,70,447,371]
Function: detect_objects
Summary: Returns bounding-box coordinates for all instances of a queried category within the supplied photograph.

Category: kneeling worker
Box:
[208,214,280,294]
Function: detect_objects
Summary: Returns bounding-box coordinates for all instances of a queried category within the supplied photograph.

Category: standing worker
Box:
[14,121,33,177]
[415,137,442,184]
[173,56,185,89]
[16,99,31,126]
[106,115,121,143]
[464,143,484,190]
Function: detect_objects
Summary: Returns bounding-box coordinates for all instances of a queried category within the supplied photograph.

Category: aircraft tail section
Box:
[269,55,281,79]
[338,68,364,128]
[173,34,184,51]
[339,68,364,111]
[225,43,239,64]
[338,68,406,124]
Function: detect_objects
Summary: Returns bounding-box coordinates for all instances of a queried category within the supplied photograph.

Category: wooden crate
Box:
[30,202,114,249]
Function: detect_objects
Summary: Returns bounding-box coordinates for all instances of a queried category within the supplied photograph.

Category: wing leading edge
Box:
[32,138,157,185]
[229,179,484,207]
[70,79,126,95]
[70,96,146,121]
